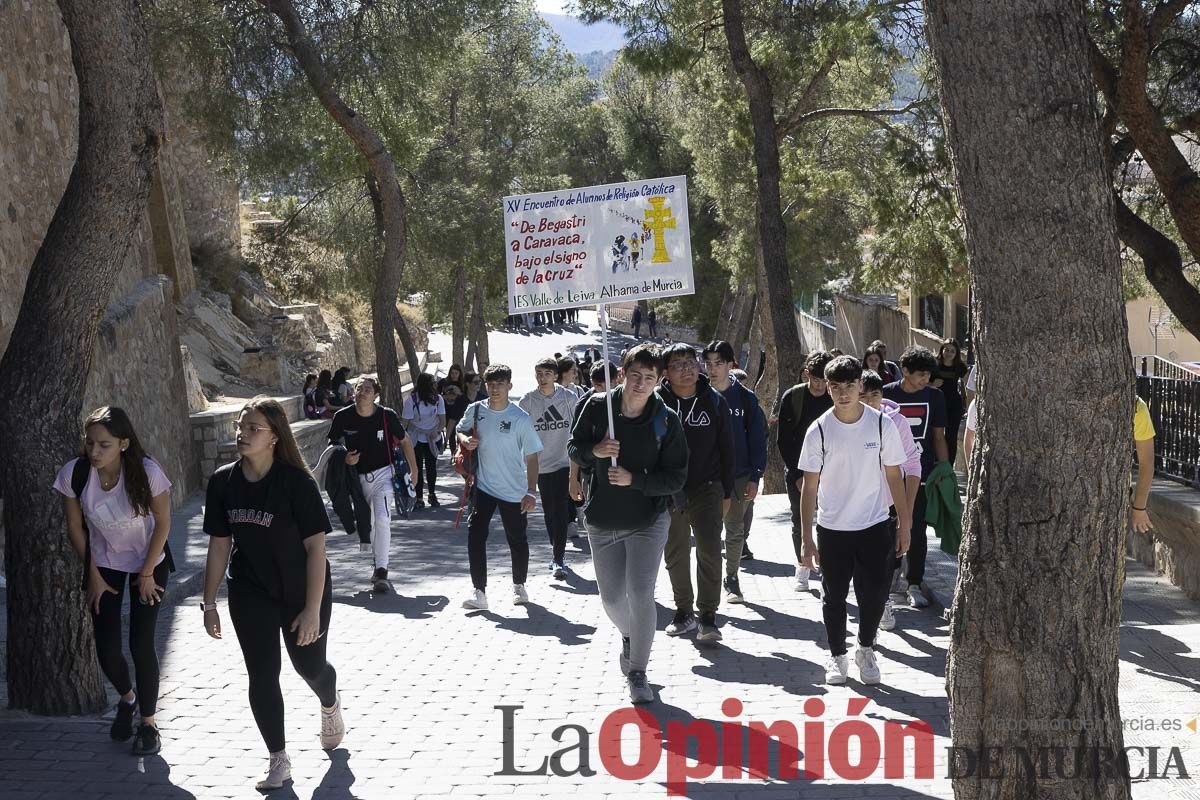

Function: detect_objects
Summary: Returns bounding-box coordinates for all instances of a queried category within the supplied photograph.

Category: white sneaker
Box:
[907,585,929,608]
[513,584,529,605]
[793,566,810,592]
[825,654,849,685]
[462,589,488,610]
[358,542,371,553]
[879,599,897,631]
[855,646,881,685]
[255,750,292,791]
[320,692,345,750]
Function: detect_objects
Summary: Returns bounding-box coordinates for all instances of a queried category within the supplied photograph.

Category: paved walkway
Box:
[0,458,1197,799]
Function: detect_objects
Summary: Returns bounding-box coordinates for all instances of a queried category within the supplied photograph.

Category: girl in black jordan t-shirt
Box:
[200,397,344,792]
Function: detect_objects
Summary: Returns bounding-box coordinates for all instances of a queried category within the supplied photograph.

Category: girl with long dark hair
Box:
[331,367,353,406]
[862,345,899,385]
[931,338,968,464]
[403,372,447,509]
[314,370,339,418]
[437,364,464,394]
[201,397,343,791]
[54,407,172,755]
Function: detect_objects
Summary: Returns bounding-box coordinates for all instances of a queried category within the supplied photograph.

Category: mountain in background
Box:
[540,12,626,54]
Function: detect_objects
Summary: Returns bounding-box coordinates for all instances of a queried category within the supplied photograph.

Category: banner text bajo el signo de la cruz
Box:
[502,176,695,313]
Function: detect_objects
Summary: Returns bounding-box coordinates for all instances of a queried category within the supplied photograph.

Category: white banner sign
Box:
[503,175,694,313]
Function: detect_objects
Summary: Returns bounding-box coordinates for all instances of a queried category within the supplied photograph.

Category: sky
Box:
[536,0,568,13]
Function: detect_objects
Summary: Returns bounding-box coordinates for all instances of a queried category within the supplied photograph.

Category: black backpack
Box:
[71,457,177,587]
[304,388,321,420]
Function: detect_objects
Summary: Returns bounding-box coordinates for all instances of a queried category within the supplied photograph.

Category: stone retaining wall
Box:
[1127,477,1200,600]
[86,273,199,504]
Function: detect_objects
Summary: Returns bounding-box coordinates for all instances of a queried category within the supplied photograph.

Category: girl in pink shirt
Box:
[53,407,172,756]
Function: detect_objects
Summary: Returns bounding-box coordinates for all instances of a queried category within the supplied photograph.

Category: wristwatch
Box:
[201,601,217,612]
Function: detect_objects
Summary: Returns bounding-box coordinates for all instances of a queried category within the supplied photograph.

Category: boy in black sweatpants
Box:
[798,356,911,686]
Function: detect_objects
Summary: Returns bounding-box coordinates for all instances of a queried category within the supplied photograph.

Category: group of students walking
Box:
[452,338,964,703]
[50,332,1001,788]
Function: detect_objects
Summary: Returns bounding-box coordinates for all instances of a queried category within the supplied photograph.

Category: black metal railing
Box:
[1136,372,1200,489]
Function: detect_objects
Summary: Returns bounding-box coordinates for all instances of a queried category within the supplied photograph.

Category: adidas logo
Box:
[536,405,571,432]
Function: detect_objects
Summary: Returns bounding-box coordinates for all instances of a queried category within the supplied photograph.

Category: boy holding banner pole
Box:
[570,334,687,704]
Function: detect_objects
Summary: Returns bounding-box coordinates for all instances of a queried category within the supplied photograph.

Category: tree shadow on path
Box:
[725,600,827,642]
[478,604,596,645]
[333,591,449,619]
[547,570,599,596]
[690,643,828,698]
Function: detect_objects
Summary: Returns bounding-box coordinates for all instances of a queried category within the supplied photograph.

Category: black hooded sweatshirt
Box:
[656,374,735,498]
[568,386,689,529]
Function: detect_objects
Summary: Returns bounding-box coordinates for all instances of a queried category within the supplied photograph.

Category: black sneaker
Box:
[132,722,161,755]
[741,546,754,561]
[413,498,425,511]
[110,698,137,741]
[723,575,745,604]
[371,567,388,592]
[619,637,631,676]
[697,612,723,642]
[664,610,697,636]
[428,493,441,508]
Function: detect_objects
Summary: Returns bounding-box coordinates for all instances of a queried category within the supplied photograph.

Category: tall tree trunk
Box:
[473,284,489,371]
[722,0,805,444]
[465,290,480,373]
[744,300,763,384]
[713,286,738,342]
[926,2,1132,798]
[0,0,163,714]
[366,175,421,384]
[750,237,787,493]
[733,291,756,359]
[261,0,406,409]
[393,311,421,387]
[452,262,467,367]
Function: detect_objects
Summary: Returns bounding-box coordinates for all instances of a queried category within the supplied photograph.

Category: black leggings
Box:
[817,520,894,656]
[92,560,170,716]
[414,441,438,496]
[228,581,336,753]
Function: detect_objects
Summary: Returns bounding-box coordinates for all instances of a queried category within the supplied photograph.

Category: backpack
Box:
[786,383,809,435]
[453,403,481,480]
[71,457,176,587]
[304,388,321,420]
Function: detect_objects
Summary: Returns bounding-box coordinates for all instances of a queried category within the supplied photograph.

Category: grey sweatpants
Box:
[588,512,669,672]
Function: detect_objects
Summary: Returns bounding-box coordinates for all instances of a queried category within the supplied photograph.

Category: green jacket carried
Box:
[924,460,963,555]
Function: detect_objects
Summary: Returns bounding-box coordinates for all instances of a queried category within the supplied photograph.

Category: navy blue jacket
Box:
[719,379,768,482]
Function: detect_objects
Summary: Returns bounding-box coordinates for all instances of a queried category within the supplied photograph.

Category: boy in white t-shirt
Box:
[798,356,912,686]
